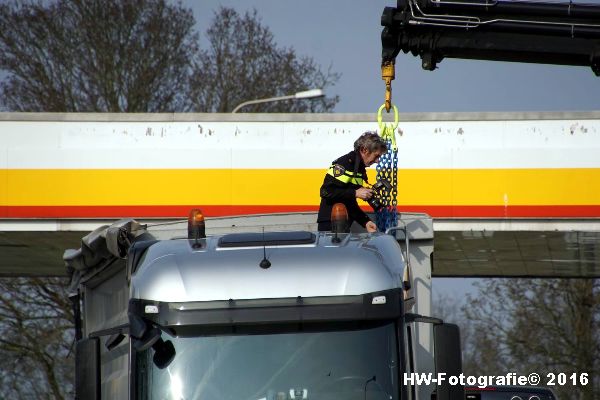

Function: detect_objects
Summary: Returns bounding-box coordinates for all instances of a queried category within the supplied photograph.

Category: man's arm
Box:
[346,200,372,229]
[320,174,356,202]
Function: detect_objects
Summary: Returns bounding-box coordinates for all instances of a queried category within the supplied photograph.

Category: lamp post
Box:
[231,89,324,113]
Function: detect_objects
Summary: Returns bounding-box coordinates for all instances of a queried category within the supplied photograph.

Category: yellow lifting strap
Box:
[377,103,399,151]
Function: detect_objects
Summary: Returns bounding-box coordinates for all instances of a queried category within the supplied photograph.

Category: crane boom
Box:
[380,0,600,108]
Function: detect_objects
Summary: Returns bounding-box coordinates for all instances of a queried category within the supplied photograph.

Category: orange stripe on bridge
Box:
[3,205,600,219]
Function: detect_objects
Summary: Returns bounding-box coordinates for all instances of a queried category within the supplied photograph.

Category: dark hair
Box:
[354,132,388,153]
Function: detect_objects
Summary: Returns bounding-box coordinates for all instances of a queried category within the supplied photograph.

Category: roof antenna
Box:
[259,227,271,269]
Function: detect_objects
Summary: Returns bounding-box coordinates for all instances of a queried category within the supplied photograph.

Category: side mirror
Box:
[132,329,176,369]
[132,326,162,352]
[153,339,176,369]
[129,312,176,369]
[75,338,100,400]
[433,323,464,400]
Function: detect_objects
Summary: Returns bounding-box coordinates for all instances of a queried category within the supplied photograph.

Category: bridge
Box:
[1,112,599,277]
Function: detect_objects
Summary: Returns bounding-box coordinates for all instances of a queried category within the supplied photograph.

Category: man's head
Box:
[354,132,388,167]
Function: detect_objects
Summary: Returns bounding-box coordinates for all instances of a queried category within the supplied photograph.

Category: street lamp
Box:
[231,89,324,113]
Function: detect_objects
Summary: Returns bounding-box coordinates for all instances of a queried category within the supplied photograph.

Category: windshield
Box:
[136,322,399,400]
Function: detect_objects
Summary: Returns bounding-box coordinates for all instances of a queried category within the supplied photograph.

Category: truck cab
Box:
[65,212,462,399]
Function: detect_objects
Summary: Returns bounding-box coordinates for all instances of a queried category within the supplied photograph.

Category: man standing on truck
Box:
[317,132,387,232]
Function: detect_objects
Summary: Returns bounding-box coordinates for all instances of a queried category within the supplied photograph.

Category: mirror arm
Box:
[404,312,444,325]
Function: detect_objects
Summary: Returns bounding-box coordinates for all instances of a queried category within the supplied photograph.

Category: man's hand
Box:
[366,221,377,233]
[355,187,374,200]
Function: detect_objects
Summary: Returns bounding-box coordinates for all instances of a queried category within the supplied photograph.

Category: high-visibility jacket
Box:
[317,150,371,231]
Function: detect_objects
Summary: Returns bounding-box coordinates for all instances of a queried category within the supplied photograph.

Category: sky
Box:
[187,0,600,114]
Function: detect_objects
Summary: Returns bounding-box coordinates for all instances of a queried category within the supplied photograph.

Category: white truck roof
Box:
[131,231,406,303]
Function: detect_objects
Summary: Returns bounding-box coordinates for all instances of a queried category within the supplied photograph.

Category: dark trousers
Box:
[317,221,331,232]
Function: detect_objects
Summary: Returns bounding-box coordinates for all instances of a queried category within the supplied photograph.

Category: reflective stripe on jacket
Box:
[317,150,371,229]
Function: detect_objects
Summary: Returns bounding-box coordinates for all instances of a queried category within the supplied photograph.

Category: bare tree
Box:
[188,7,340,113]
[0,0,198,112]
[0,277,74,400]
[464,279,599,400]
[0,3,340,113]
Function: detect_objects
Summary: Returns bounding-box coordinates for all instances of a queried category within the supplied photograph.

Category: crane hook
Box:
[381,61,395,112]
